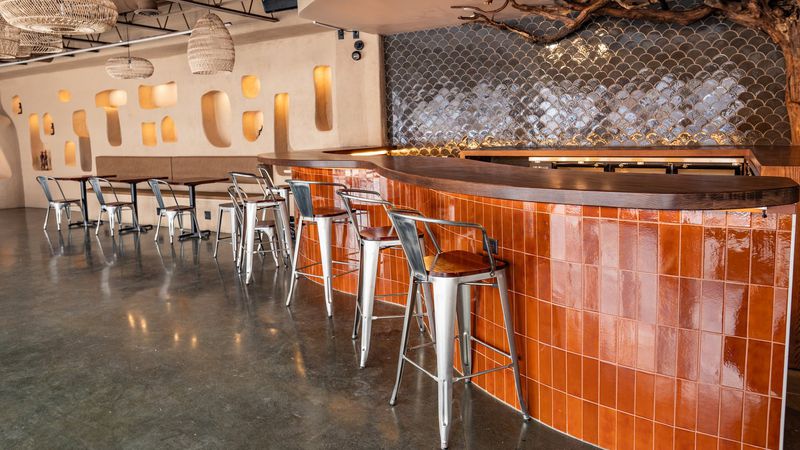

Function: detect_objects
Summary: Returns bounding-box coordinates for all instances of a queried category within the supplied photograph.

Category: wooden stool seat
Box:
[312,206,349,218]
[424,250,508,278]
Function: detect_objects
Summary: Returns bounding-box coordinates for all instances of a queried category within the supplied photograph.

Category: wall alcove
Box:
[274,93,289,155]
[142,122,158,147]
[95,90,127,147]
[139,82,178,109]
[161,116,177,143]
[11,96,22,115]
[42,113,55,136]
[64,140,76,167]
[242,75,261,99]
[242,111,264,142]
[58,90,71,103]
[28,114,45,170]
[313,66,333,131]
[201,90,232,148]
[72,110,92,171]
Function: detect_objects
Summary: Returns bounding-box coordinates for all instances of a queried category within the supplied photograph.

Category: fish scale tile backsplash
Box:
[384,16,791,156]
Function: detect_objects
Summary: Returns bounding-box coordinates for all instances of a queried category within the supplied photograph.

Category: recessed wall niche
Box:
[313,66,333,131]
[201,90,232,148]
[28,114,45,170]
[42,113,55,135]
[142,122,157,147]
[11,96,21,115]
[139,82,177,109]
[242,111,264,142]
[274,93,289,155]
[241,75,261,99]
[161,116,177,143]
[72,110,92,171]
[95,90,127,147]
[58,90,71,103]
[64,140,76,167]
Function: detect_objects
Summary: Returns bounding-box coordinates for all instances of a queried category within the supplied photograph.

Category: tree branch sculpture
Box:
[453,0,800,143]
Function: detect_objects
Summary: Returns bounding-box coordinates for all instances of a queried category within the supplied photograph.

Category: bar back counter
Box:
[259,146,799,450]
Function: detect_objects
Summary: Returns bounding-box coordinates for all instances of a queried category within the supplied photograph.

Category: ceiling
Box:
[297,0,532,35]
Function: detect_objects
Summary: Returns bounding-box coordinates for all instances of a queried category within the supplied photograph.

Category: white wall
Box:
[0,29,385,226]
[0,106,23,209]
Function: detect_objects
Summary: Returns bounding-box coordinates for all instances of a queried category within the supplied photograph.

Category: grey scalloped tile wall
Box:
[384,16,791,157]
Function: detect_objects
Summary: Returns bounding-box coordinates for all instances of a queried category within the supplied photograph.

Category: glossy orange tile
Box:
[719,388,744,441]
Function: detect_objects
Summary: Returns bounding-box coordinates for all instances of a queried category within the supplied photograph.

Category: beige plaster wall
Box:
[0,106,23,209]
[0,29,385,229]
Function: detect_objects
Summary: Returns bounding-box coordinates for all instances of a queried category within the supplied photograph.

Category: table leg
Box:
[189,186,198,234]
[179,185,210,240]
[120,183,151,233]
[245,202,257,284]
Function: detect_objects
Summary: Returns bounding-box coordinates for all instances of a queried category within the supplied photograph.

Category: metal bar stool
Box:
[386,208,530,449]
[212,201,238,259]
[148,179,197,244]
[286,180,358,317]
[229,171,288,267]
[257,164,294,264]
[338,189,436,368]
[227,185,282,268]
[89,177,140,237]
[36,176,83,231]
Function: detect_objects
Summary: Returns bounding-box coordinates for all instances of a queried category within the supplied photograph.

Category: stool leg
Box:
[154,213,163,242]
[352,243,364,340]
[285,219,304,307]
[389,276,418,406]
[358,240,381,368]
[422,282,436,342]
[456,284,472,383]
[95,210,103,235]
[231,209,239,263]
[433,277,459,449]
[317,217,335,317]
[55,205,63,231]
[213,207,224,258]
[167,212,176,244]
[265,227,279,266]
[108,207,116,237]
[496,270,531,420]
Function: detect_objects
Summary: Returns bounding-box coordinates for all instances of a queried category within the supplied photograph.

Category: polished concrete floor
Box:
[0,208,598,449]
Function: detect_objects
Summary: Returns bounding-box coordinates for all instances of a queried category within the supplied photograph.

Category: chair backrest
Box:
[227,185,248,224]
[148,179,178,211]
[287,180,347,218]
[88,177,113,206]
[229,172,272,201]
[36,176,56,203]
[386,209,430,281]
[256,165,281,202]
[337,189,393,245]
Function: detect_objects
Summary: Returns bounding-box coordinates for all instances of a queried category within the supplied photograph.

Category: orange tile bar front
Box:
[292,167,794,450]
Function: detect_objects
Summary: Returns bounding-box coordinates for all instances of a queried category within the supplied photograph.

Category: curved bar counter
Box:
[259,148,798,450]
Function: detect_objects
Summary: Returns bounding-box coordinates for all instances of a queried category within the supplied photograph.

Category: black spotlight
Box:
[351,51,362,61]
[354,40,364,51]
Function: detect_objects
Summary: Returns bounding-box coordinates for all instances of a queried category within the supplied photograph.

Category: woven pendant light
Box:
[105,56,154,79]
[19,31,62,54]
[15,42,29,58]
[0,0,118,35]
[187,13,234,75]
[0,15,19,59]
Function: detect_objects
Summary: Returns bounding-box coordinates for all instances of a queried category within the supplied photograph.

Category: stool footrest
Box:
[467,335,512,360]
[454,363,513,382]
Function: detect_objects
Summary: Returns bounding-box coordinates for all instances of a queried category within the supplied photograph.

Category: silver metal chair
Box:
[36,175,82,231]
[227,185,281,267]
[286,180,357,317]
[148,179,197,244]
[257,164,293,262]
[213,201,238,259]
[89,177,139,237]
[338,189,436,368]
[386,208,530,449]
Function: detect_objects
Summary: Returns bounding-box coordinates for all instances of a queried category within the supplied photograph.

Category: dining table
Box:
[54,174,116,228]
[168,177,228,240]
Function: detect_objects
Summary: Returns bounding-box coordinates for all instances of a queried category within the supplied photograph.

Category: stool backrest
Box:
[229,172,277,202]
[337,189,393,246]
[227,185,248,224]
[287,180,347,218]
[387,208,498,280]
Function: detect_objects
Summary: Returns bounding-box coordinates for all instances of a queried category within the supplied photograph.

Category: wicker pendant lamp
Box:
[15,42,29,57]
[187,12,234,75]
[105,25,153,80]
[20,31,62,54]
[0,15,19,59]
[0,0,118,35]
[105,56,154,79]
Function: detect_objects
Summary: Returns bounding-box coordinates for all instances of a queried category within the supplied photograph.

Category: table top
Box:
[55,174,116,182]
[109,176,167,184]
[257,148,799,210]
[168,177,228,187]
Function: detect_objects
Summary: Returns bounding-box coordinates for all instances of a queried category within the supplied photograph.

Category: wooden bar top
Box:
[257,148,800,210]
